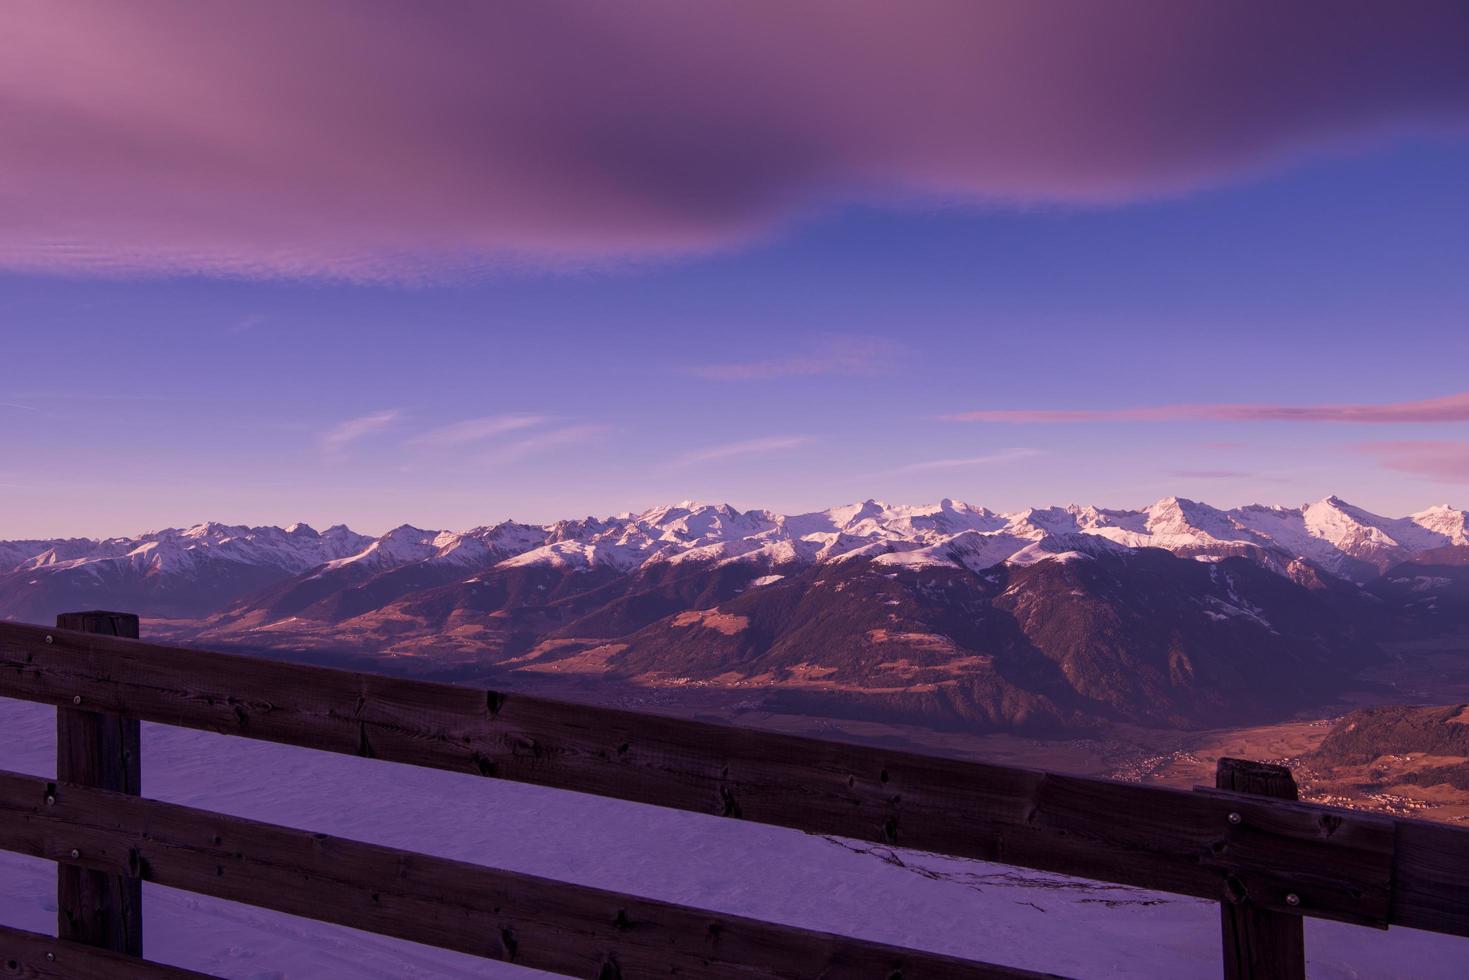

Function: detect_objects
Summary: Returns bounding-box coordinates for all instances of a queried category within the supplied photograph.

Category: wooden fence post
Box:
[55,610,143,956]
[1217,757,1305,980]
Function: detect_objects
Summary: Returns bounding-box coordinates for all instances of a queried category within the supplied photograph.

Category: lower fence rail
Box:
[0,769,1057,980]
[0,924,214,980]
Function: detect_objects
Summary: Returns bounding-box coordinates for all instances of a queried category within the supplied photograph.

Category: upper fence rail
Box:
[2,618,1465,943]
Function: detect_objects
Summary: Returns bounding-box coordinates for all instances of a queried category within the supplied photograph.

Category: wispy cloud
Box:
[321,410,401,453]
[226,313,268,336]
[410,414,548,448]
[2,402,39,413]
[483,424,609,465]
[1169,468,1259,479]
[1357,441,1469,483]
[947,391,1469,424]
[890,448,1042,473]
[688,335,900,381]
[672,435,810,467]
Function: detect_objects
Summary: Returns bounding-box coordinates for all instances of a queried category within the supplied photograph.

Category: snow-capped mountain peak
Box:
[1408,504,1469,546]
[3,497,1464,623]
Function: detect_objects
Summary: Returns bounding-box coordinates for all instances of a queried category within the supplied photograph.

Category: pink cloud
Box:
[1358,441,1469,483]
[3,2,1468,280]
[1169,469,1253,479]
[949,391,1469,424]
[891,448,1042,474]
[1165,468,1289,483]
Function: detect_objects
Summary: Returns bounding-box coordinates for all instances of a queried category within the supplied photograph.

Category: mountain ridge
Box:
[4,495,1464,598]
[4,495,1461,734]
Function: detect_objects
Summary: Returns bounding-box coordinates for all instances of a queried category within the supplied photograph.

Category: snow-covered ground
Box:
[0,696,1462,979]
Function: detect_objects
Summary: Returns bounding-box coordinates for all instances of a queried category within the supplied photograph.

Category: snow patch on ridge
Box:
[3,497,1464,592]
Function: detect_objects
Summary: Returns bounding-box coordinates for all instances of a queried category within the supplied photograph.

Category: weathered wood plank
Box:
[53,612,142,957]
[0,769,1060,980]
[0,621,1417,930]
[0,924,216,980]
[1392,818,1469,937]
[1214,759,1305,980]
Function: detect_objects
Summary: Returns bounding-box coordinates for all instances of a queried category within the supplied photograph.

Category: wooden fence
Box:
[0,612,1465,979]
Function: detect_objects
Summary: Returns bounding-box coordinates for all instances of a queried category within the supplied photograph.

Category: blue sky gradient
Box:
[4,137,1468,537]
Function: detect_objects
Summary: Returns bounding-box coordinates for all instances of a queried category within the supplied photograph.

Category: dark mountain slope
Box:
[566,549,1380,731]
[1367,546,1469,639]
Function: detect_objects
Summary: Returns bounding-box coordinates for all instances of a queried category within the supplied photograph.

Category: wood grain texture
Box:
[1392,818,1469,937]
[53,613,142,956]
[0,925,215,980]
[0,620,1423,931]
[1215,759,1305,980]
[53,613,140,640]
[0,769,1059,980]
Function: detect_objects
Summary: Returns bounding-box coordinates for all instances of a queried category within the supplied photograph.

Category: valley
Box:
[6,496,1468,824]
[489,636,1469,825]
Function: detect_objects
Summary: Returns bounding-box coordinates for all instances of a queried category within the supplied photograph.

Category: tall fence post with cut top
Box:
[55,610,143,957]
[1216,757,1306,980]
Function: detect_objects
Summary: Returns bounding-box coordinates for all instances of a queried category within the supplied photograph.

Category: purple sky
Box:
[4,2,1469,536]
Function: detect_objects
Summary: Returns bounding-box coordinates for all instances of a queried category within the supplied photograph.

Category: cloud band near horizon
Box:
[4,1,1469,280]
[948,391,1469,424]
[1357,441,1469,483]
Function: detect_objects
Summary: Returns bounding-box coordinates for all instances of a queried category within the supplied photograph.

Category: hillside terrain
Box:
[1307,703,1469,803]
[3,496,1466,733]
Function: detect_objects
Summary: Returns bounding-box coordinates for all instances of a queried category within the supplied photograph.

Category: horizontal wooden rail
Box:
[0,924,215,979]
[3,620,1466,938]
[0,769,1055,979]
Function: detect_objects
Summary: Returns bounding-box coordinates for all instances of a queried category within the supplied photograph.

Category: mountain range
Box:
[4,496,1466,732]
